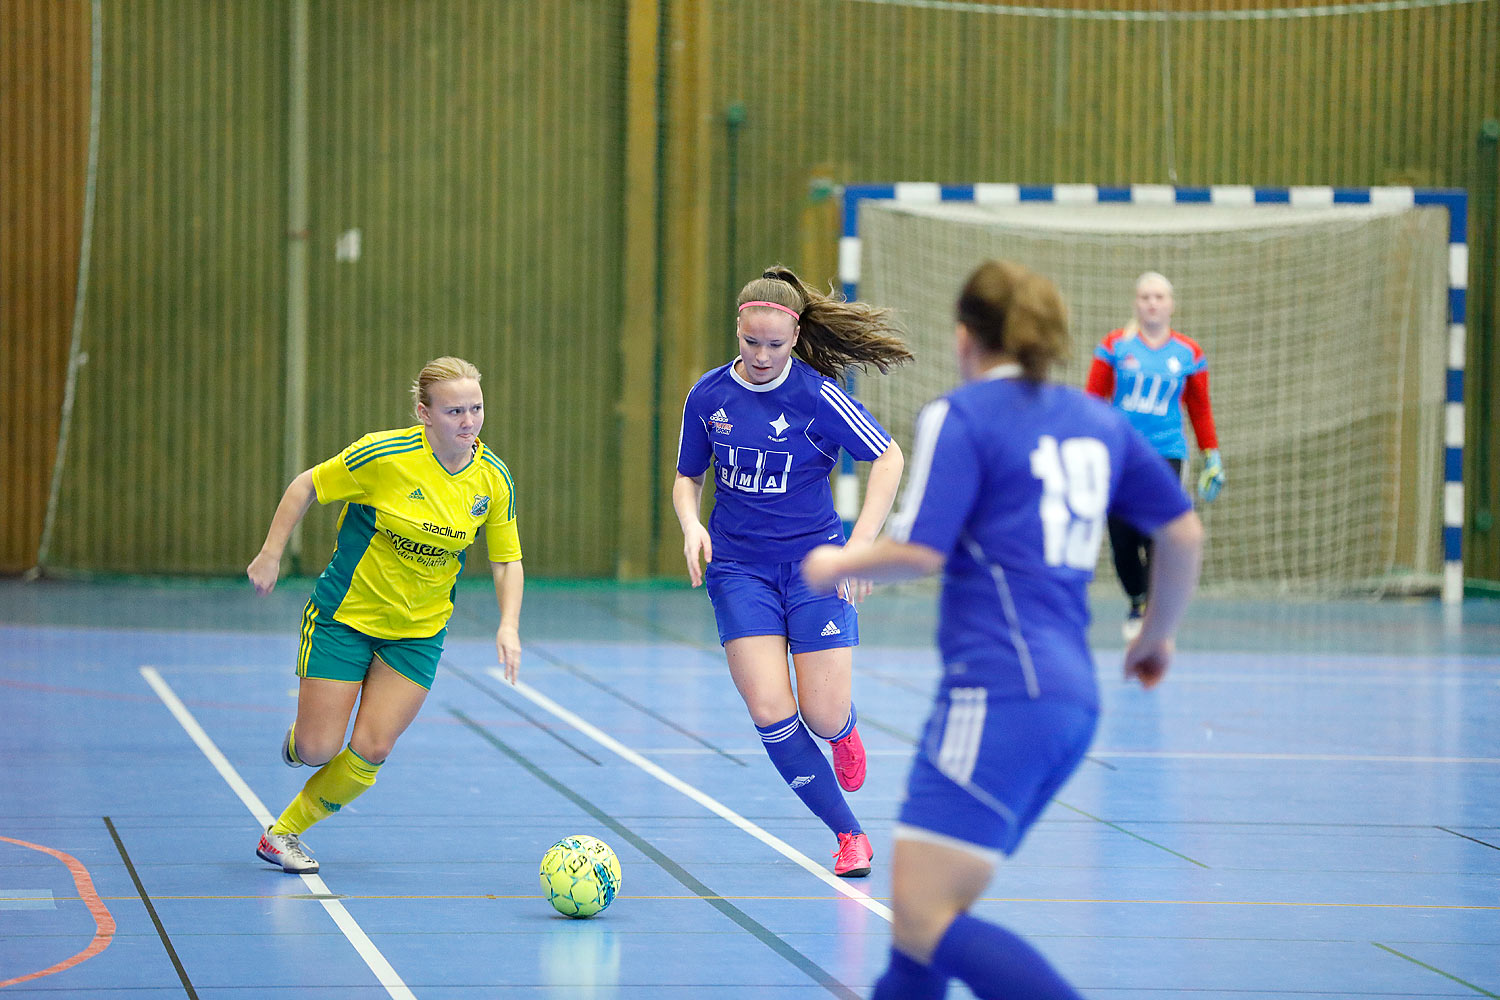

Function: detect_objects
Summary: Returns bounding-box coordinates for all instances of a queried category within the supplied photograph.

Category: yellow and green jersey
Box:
[308,425,521,640]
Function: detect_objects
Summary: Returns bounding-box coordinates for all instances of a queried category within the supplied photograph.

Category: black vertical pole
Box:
[725,101,747,317]
[1471,120,1498,555]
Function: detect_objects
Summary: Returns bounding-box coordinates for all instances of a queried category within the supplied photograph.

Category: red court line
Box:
[0,835,116,988]
[0,677,156,703]
[0,677,280,714]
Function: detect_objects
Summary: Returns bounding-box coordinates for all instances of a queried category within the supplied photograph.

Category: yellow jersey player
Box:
[246,356,524,873]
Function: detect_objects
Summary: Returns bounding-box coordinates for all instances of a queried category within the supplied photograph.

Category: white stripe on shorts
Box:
[936,687,986,786]
[892,822,1004,867]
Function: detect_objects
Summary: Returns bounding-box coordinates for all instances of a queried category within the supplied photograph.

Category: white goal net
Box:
[855,199,1449,596]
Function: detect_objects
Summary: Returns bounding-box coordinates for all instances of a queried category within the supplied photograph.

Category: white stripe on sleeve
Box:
[819,382,891,456]
[886,399,950,542]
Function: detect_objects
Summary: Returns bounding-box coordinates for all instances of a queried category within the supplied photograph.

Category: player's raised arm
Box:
[246,468,317,596]
[803,534,942,591]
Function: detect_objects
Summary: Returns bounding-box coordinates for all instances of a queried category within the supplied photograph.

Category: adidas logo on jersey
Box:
[709,407,733,434]
[789,775,815,789]
[821,620,841,637]
[408,488,425,501]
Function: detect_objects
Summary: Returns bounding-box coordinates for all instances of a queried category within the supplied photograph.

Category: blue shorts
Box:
[704,558,858,653]
[898,691,1097,856]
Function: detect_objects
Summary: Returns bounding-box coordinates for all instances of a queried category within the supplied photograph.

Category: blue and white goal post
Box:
[835,182,1468,604]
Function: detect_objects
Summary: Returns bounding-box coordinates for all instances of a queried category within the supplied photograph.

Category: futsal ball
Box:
[539,835,621,918]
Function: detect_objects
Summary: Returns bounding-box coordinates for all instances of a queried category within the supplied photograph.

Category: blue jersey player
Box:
[804,260,1203,998]
[674,266,911,877]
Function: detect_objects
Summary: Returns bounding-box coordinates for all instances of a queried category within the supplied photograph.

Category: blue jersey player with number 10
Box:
[804,260,1204,999]
[674,265,912,878]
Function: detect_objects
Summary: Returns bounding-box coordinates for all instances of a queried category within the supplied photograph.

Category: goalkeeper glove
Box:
[1197,448,1225,503]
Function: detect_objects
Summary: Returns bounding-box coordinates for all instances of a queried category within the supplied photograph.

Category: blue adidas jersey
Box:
[888,365,1191,708]
[1093,329,1207,458]
[677,358,893,563]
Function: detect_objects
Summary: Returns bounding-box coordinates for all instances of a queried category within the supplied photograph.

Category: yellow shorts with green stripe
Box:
[297,602,446,690]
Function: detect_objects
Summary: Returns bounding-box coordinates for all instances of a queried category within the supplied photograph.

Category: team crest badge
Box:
[471,495,490,517]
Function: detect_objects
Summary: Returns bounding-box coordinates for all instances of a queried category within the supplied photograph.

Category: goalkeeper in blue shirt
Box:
[1086,272,1222,640]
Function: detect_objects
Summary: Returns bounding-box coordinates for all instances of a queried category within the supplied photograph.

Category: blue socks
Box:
[871,948,948,1000]
[871,914,1080,1000]
[928,912,1083,999]
[755,713,861,836]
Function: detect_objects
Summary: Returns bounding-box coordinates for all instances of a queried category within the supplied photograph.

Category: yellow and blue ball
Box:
[539,835,621,918]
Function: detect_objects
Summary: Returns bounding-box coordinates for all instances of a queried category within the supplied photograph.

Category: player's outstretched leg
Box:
[255,745,381,873]
[755,713,871,876]
[821,706,867,792]
[1108,514,1149,641]
[832,830,873,878]
[281,724,304,767]
[871,948,947,1000]
[929,913,1083,1000]
[1123,595,1146,643]
[256,827,318,873]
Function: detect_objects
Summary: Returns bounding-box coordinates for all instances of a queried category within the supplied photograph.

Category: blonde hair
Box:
[737,265,913,380]
[1123,271,1174,338]
[411,356,482,418]
[955,260,1070,381]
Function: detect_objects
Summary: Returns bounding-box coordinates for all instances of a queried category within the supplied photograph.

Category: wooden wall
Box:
[1,0,91,573]
[3,0,1496,583]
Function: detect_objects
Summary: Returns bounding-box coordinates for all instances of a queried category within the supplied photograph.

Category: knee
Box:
[890,903,962,964]
[293,732,341,768]
[743,695,798,729]
[801,711,846,740]
[796,698,850,740]
[348,735,394,765]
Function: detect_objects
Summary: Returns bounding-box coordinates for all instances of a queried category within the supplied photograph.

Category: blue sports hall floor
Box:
[2,576,1497,998]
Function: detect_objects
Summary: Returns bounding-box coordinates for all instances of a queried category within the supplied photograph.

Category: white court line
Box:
[139,667,417,1000]
[491,670,894,922]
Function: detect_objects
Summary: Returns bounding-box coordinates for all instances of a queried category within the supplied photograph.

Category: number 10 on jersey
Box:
[1030,435,1109,570]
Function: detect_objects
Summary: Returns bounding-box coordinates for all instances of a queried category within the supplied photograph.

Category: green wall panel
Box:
[49,0,289,575]
[16,0,1495,585]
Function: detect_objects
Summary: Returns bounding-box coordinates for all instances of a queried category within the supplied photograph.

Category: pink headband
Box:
[738,300,801,320]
